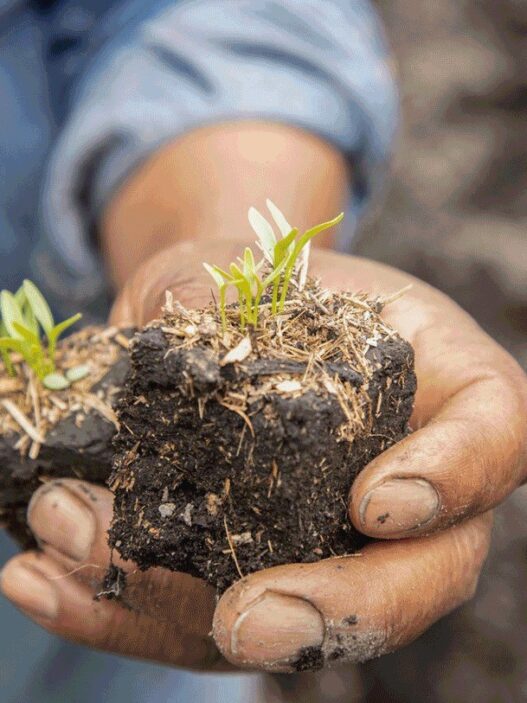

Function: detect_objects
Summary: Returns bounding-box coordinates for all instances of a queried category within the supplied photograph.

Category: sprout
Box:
[0,279,84,390]
[204,202,344,330]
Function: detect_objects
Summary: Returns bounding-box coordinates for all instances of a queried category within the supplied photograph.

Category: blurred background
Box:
[269,0,527,700]
[1,1,526,701]
[360,1,527,699]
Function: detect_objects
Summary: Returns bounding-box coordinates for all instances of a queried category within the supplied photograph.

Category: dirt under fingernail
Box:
[360,478,439,535]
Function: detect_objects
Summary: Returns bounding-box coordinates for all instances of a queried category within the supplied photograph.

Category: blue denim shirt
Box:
[0,0,397,322]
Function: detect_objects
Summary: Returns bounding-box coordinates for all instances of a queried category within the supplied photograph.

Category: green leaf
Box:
[292,212,344,259]
[212,265,234,282]
[229,262,244,280]
[23,280,54,335]
[12,321,41,346]
[203,263,225,289]
[229,268,252,299]
[249,207,276,262]
[273,228,298,268]
[43,373,70,391]
[277,213,345,312]
[0,337,25,352]
[218,286,227,332]
[242,247,259,285]
[65,364,90,383]
[22,302,40,338]
[262,255,288,288]
[48,313,82,343]
[47,313,82,359]
[0,322,15,374]
[14,285,26,309]
[229,265,254,323]
[0,290,26,339]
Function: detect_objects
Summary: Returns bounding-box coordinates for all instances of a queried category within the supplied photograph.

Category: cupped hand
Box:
[2,240,526,673]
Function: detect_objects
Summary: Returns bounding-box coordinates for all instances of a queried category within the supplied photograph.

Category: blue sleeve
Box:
[37,0,398,314]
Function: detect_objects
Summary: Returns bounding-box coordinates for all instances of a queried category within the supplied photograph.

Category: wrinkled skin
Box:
[2,240,526,672]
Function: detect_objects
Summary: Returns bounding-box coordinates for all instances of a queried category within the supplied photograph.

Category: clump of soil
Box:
[109,280,416,592]
[0,327,131,544]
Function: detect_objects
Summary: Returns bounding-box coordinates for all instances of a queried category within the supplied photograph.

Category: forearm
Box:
[101,122,350,289]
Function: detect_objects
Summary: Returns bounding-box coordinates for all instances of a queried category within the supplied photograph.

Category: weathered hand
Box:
[2,240,525,673]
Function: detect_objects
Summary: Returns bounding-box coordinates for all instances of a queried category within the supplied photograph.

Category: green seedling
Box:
[204,200,344,330]
[0,279,84,390]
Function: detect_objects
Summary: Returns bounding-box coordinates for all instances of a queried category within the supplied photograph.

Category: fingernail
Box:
[1,562,59,620]
[360,478,439,535]
[28,484,95,561]
[231,592,324,665]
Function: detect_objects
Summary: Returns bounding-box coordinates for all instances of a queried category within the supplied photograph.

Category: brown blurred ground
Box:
[267,2,527,701]
[360,0,527,371]
[358,2,527,701]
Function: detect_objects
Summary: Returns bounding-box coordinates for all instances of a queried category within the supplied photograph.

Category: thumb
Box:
[110,239,246,325]
[213,513,492,672]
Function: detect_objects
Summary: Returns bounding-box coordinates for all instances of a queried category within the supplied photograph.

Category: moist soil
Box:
[0,327,131,545]
[109,280,416,592]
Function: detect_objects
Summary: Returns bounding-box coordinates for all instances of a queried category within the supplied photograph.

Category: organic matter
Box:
[0,326,131,544]
[109,280,416,591]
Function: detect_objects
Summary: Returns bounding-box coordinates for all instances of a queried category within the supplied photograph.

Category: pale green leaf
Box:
[1,291,26,339]
[22,302,40,338]
[262,255,288,288]
[266,199,292,237]
[23,280,54,335]
[212,265,234,282]
[12,321,41,346]
[248,207,276,262]
[14,286,26,309]
[203,262,225,289]
[274,227,298,267]
[243,247,258,283]
[0,322,14,375]
[293,212,344,258]
[48,313,82,359]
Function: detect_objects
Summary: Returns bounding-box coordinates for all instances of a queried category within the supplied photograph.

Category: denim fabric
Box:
[0,0,396,320]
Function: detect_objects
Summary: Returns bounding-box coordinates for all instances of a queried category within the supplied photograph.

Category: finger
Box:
[110,240,245,325]
[25,479,215,633]
[314,250,527,537]
[1,479,219,667]
[213,512,492,672]
[349,303,527,538]
[0,551,217,668]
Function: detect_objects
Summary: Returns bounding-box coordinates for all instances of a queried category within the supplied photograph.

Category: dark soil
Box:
[109,283,416,592]
[0,327,131,545]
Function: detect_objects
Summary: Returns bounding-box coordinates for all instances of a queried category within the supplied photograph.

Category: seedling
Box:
[204,200,344,330]
[0,280,86,390]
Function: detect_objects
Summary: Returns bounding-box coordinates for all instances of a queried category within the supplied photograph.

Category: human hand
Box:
[2,240,525,673]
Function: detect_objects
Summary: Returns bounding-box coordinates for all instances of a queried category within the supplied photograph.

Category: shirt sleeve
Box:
[36,0,398,316]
